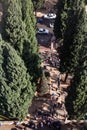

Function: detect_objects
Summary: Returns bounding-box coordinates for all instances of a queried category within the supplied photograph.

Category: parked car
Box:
[37,28,49,34]
[44,13,56,19]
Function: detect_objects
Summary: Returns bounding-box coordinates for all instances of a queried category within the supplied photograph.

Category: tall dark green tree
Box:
[21,0,38,53]
[2,0,41,84]
[54,0,69,40]
[60,0,87,75]
[21,0,41,83]
[65,41,87,119]
[21,0,36,29]
[2,0,27,55]
[0,36,34,120]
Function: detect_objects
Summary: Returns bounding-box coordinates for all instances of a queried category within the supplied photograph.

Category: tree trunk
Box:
[64,73,68,83]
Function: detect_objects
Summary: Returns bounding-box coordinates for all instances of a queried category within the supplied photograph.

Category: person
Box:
[43,65,46,70]
[38,120,43,128]
[28,121,35,128]
[50,108,56,117]
[35,124,38,129]
[52,120,61,130]
[46,118,51,127]
[14,121,20,126]
[51,93,56,101]
[40,122,43,127]
[56,76,60,89]
[21,127,26,130]
[0,122,2,127]
[53,102,57,109]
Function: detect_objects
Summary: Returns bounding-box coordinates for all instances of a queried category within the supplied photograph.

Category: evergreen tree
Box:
[2,0,41,84]
[60,0,87,74]
[54,0,69,40]
[65,42,87,119]
[21,0,36,29]
[21,0,41,83]
[0,36,34,120]
[2,0,27,55]
[21,0,37,53]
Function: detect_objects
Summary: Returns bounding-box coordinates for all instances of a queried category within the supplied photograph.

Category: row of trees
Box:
[2,0,41,84]
[54,0,87,119]
[0,0,40,120]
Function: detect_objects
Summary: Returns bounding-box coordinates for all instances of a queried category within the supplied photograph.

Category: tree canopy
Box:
[21,0,41,83]
[65,41,87,119]
[54,0,69,39]
[2,0,27,55]
[2,0,41,85]
[59,0,87,74]
[0,36,34,120]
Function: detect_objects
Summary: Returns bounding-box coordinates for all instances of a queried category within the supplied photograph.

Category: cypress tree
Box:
[65,42,87,119]
[21,0,41,83]
[2,0,27,55]
[0,36,34,120]
[2,0,41,84]
[21,0,36,30]
[54,0,69,40]
[60,0,87,74]
[21,0,37,52]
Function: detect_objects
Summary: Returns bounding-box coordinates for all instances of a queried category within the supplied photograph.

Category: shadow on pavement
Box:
[36,33,52,48]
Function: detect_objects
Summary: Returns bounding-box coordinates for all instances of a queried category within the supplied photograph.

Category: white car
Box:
[37,28,49,34]
[44,13,56,19]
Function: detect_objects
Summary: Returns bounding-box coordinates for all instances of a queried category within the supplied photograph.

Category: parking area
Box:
[36,12,56,48]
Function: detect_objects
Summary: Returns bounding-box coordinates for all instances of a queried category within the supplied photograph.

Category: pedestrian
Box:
[21,127,26,130]
[40,121,43,128]
[46,118,51,127]
[15,121,20,126]
[0,122,2,127]
[51,108,56,117]
[51,93,56,101]
[53,102,57,109]
[57,76,60,89]
[35,124,38,129]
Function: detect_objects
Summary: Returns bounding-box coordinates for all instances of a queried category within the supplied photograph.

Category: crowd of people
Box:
[14,50,66,130]
[40,51,60,69]
[22,109,62,130]
[21,77,64,130]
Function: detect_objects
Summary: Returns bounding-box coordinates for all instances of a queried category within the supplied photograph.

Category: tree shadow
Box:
[11,128,17,130]
[36,33,52,48]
